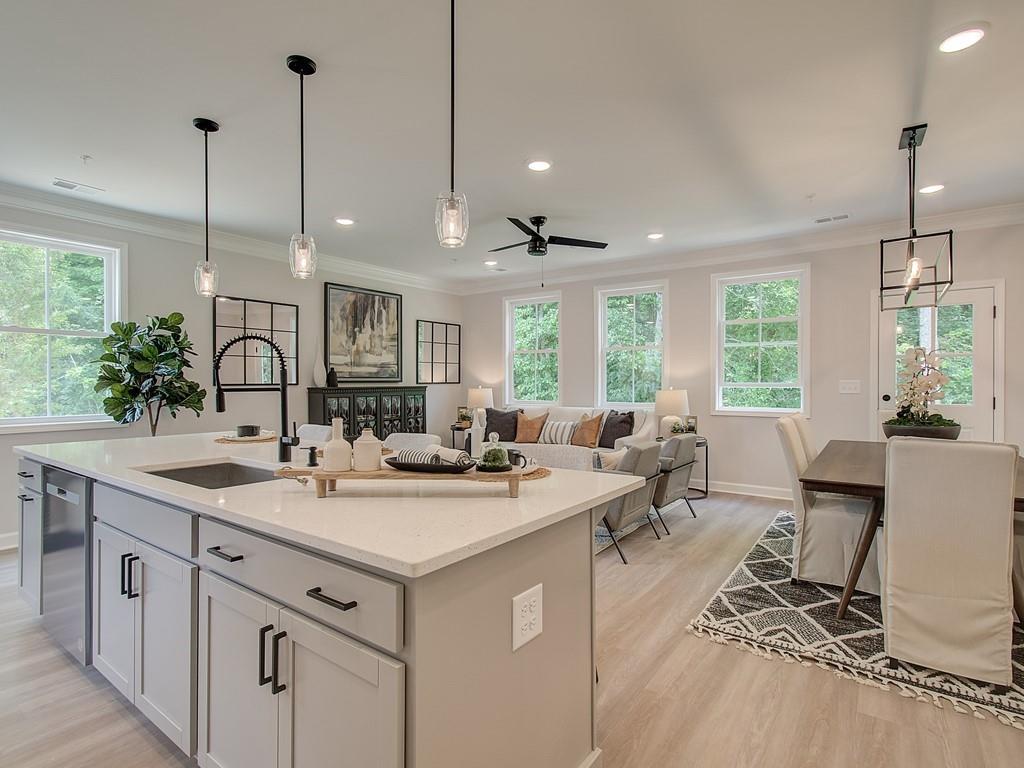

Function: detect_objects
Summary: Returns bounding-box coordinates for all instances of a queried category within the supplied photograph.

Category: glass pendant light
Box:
[287,55,318,278]
[193,118,220,298]
[435,0,468,247]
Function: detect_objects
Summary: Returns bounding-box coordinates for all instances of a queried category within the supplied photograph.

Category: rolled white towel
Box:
[395,449,441,465]
[427,444,474,466]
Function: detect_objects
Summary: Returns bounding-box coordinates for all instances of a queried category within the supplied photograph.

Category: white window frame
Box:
[504,292,562,406]
[0,227,124,433]
[595,282,668,409]
[711,264,810,417]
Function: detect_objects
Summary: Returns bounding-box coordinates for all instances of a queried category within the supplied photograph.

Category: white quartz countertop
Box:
[15,432,641,578]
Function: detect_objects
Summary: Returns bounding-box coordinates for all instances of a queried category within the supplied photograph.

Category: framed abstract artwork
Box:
[323,283,402,381]
[416,320,461,384]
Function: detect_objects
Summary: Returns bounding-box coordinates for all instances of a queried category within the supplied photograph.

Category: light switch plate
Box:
[839,379,862,394]
[512,584,543,651]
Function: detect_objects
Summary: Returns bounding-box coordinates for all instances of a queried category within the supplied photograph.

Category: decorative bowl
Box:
[384,458,476,474]
[476,463,513,473]
[881,424,961,440]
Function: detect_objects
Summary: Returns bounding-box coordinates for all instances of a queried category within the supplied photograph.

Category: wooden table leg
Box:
[327,479,337,492]
[508,476,520,498]
[836,496,883,619]
[315,478,327,499]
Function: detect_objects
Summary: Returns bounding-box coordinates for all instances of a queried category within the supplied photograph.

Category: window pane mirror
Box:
[214,295,299,386]
[416,320,461,384]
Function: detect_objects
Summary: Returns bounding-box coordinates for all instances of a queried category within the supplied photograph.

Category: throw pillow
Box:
[515,411,549,443]
[598,448,627,470]
[484,408,521,442]
[598,410,634,449]
[539,420,576,445]
[571,412,603,448]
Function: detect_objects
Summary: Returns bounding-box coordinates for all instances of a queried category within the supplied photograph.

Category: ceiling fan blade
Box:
[488,240,530,252]
[547,235,608,249]
[508,217,542,239]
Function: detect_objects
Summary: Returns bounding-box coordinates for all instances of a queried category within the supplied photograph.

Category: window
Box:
[713,266,808,414]
[0,229,120,429]
[895,303,973,404]
[505,295,560,404]
[597,285,665,406]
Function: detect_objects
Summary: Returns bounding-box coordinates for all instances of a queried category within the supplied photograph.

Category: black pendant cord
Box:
[204,128,210,263]
[907,138,916,236]
[300,73,305,235]
[449,0,456,194]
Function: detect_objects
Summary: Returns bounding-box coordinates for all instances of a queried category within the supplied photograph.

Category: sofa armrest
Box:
[613,433,647,451]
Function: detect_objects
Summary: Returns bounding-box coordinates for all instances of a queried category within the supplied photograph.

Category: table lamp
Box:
[655,388,689,439]
[467,386,494,428]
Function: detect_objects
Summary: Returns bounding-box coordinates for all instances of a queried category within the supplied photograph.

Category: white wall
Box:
[1,200,462,545]
[463,221,1024,497]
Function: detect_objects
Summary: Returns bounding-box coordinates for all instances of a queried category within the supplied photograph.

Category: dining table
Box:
[799,439,1024,620]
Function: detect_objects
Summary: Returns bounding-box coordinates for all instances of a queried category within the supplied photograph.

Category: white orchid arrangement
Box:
[886,346,958,426]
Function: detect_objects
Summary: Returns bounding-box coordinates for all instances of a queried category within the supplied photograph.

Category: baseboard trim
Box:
[577,748,602,768]
[0,532,18,552]
[695,480,792,501]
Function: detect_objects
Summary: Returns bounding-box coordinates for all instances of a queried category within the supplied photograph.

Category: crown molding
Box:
[458,201,1024,295]
[0,181,457,294]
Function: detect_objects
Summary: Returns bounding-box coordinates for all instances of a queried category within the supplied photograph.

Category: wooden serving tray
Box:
[276,464,529,498]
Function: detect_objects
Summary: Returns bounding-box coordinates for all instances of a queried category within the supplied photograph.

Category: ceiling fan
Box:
[489,216,607,257]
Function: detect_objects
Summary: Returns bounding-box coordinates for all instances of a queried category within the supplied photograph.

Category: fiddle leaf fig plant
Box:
[94,312,207,436]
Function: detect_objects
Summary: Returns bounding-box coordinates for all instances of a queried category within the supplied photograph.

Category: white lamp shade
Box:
[655,388,689,416]
[467,386,494,410]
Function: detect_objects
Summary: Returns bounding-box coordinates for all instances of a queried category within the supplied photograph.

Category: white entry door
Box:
[877,286,996,441]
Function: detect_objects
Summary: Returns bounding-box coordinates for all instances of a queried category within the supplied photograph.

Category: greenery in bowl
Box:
[480,447,509,467]
[883,346,959,428]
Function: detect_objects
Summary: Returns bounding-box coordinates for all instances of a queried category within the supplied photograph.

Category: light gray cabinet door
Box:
[92,522,135,698]
[134,541,197,755]
[17,490,42,615]
[277,608,405,768]
[198,571,279,768]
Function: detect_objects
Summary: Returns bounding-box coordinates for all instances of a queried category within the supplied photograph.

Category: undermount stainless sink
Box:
[143,461,278,489]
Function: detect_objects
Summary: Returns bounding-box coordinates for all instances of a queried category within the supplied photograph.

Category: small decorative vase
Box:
[313,357,327,388]
[326,367,339,387]
[322,418,352,471]
[353,428,383,471]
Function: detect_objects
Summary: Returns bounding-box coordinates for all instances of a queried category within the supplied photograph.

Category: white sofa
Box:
[468,406,656,471]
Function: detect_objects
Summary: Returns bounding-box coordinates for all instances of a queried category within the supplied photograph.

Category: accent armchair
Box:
[594,442,662,564]
[652,435,699,533]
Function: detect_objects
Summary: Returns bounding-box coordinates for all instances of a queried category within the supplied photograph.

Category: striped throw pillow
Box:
[539,420,577,445]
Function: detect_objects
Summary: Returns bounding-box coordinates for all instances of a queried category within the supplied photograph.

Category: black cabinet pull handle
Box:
[306,587,357,612]
[271,631,287,695]
[126,555,140,599]
[258,624,274,686]
[17,471,34,478]
[120,552,132,596]
[206,545,244,563]
[17,494,35,502]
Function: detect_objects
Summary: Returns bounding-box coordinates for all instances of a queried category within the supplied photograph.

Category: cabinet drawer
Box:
[94,484,197,560]
[17,459,42,493]
[199,518,404,654]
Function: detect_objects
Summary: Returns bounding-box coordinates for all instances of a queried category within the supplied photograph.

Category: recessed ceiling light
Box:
[483,259,498,266]
[939,23,988,53]
[647,232,664,240]
[527,160,552,172]
[334,217,355,226]
[919,184,944,194]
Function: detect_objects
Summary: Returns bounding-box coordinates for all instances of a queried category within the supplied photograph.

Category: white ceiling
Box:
[1,0,1022,290]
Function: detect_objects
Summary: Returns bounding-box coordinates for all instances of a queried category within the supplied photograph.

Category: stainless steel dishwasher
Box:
[42,468,92,665]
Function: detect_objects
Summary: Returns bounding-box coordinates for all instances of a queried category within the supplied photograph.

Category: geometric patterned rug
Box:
[689,512,1024,730]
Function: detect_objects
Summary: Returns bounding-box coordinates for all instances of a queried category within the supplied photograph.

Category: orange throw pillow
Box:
[515,412,548,443]
[571,412,603,448]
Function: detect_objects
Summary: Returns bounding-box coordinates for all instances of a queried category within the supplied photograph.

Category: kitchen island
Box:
[15,432,640,768]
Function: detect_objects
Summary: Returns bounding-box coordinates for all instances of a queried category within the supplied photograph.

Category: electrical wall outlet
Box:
[512,584,543,651]
[839,379,862,394]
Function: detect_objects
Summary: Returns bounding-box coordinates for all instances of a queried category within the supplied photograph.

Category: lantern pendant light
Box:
[435,0,468,247]
[287,55,318,279]
[193,117,220,298]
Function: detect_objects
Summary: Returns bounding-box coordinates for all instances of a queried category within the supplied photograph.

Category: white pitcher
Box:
[322,418,352,472]
[353,428,383,472]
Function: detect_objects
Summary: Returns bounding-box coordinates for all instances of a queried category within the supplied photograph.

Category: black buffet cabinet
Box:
[307,386,426,441]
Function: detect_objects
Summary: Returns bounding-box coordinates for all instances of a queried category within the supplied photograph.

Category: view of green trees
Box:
[720,278,802,409]
[896,303,973,405]
[604,291,663,404]
[512,301,559,401]
[0,239,108,419]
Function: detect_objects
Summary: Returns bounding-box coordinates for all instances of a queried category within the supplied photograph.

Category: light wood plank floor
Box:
[1,494,1020,767]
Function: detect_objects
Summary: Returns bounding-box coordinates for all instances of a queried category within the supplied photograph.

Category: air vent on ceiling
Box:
[814,213,850,224]
[52,178,105,195]
[487,267,509,272]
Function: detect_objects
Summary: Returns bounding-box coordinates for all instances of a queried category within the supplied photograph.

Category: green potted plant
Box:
[882,346,960,440]
[94,312,207,436]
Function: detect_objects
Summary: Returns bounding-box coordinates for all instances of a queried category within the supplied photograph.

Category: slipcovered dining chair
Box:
[594,442,662,564]
[881,437,1017,688]
[382,433,443,452]
[789,412,818,462]
[296,423,332,444]
[776,416,881,592]
[652,435,699,532]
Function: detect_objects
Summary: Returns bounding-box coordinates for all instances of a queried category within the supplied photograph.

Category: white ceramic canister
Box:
[322,418,352,472]
[353,428,383,471]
